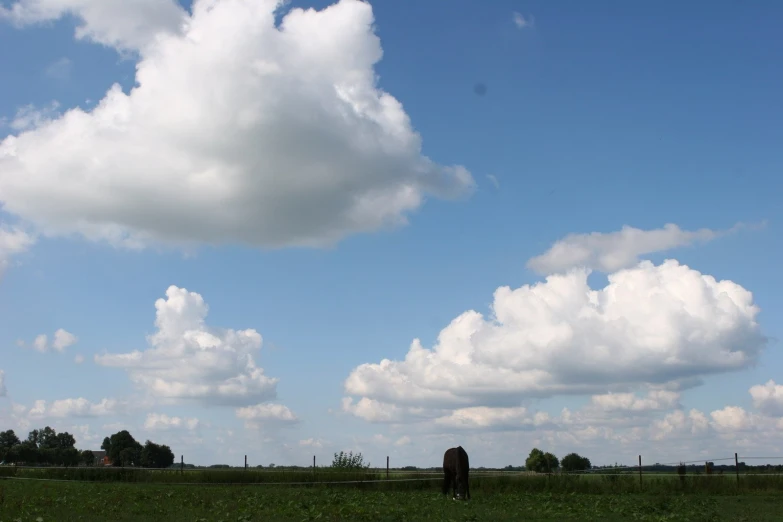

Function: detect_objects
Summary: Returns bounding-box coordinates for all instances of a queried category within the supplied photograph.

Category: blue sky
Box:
[0,0,782,468]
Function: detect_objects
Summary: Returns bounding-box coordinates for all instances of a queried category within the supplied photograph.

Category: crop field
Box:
[2,468,783,521]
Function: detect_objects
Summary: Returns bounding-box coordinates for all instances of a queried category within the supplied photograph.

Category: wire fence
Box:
[1,453,782,489]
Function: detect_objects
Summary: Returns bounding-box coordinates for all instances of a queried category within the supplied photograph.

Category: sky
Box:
[0,0,782,470]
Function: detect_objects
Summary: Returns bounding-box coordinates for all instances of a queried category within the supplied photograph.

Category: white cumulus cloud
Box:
[95,285,280,407]
[236,403,299,429]
[144,413,199,431]
[343,258,766,424]
[749,380,783,416]
[0,0,473,251]
[53,329,78,351]
[0,0,187,53]
[527,222,747,275]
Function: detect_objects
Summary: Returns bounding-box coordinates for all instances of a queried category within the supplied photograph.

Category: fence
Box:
[1,452,782,491]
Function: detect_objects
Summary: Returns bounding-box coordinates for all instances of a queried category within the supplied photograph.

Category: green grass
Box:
[2,466,782,495]
[2,480,783,521]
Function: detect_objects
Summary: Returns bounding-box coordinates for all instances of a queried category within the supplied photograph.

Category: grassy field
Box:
[2,479,783,521]
[2,466,783,494]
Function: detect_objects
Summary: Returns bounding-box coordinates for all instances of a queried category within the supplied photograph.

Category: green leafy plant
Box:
[331,451,371,471]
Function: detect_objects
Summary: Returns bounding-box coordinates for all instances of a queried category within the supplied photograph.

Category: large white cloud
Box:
[343,258,766,421]
[0,0,187,53]
[95,285,281,407]
[0,0,473,251]
[526,222,746,275]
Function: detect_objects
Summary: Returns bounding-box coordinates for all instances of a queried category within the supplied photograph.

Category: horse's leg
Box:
[442,470,450,496]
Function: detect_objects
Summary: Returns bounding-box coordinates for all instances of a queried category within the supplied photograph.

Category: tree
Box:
[102,430,142,466]
[140,440,175,469]
[0,430,20,461]
[119,446,140,467]
[331,451,370,471]
[82,450,96,466]
[0,429,20,449]
[525,448,559,473]
[560,453,591,472]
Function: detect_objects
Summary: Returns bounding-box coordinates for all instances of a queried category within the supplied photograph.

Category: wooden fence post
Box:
[638,455,642,488]
[244,455,247,471]
[180,455,183,475]
[386,456,389,479]
[735,452,739,486]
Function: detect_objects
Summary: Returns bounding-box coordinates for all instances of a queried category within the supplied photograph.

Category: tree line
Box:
[0,426,174,469]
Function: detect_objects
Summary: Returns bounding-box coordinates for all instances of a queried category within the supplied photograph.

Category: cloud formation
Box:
[144,413,200,431]
[0,370,6,397]
[22,329,78,353]
[26,397,128,418]
[344,258,765,422]
[526,222,747,275]
[0,224,35,277]
[0,0,473,251]
[236,403,299,429]
[0,0,187,53]
[512,12,532,29]
[749,380,783,416]
[95,285,280,407]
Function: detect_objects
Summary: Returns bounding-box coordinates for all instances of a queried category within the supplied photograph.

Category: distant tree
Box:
[525,448,559,473]
[0,429,20,449]
[119,446,140,467]
[0,430,20,461]
[331,451,370,471]
[560,453,591,472]
[102,430,142,466]
[140,440,175,469]
[81,450,96,466]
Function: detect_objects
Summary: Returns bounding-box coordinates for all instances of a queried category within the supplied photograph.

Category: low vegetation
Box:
[1,480,782,521]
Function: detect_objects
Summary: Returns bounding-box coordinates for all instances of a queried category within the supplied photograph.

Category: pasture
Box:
[1,468,783,520]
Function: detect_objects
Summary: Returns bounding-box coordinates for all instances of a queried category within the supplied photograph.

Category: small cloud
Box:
[23,329,77,353]
[9,101,61,131]
[512,12,533,29]
[0,225,36,278]
[44,57,72,80]
[486,174,500,189]
[299,438,324,448]
[33,334,48,353]
[53,329,78,352]
[74,354,85,364]
[394,435,411,446]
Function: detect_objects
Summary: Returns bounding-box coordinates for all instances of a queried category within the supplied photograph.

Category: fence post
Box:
[180,455,183,475]
[735,452,739,486]
[245,455,247,471]
[386,456,389,480]
[313,455,316,471]
[638,455,642,488]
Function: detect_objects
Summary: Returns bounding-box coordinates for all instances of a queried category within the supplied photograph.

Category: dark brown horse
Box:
[442,446,470,500]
